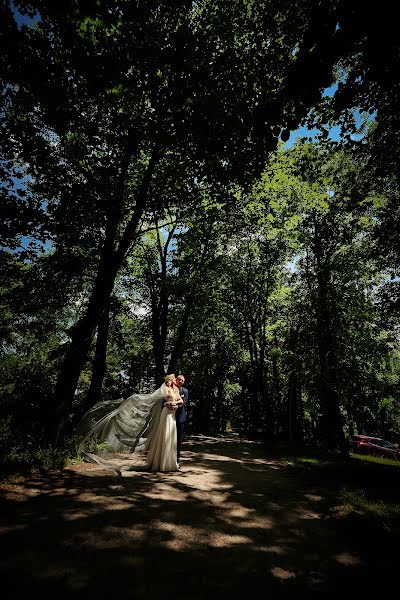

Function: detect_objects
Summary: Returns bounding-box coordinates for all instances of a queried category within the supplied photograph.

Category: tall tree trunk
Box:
[151,293,168,384]
[83,294,111,414]
[151,279,170,383]
[287,371,295,443]
[195,367,211,434]
[216,377,224,433]
[312,217,347,456]
[52,229,119,444]
[271,352,282,435]
[287,322,303,445]
[167,232,213,376]
[167,295,194,374]
[51,149,160,443]
[146,220,177,383]
[288,370,303,444]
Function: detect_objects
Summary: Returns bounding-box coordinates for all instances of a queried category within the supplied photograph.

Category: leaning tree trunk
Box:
[51,150,160,444]
[82,294,111,416]
[52,230,119,444]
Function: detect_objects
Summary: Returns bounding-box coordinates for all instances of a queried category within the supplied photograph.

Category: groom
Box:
[175,374,189,467]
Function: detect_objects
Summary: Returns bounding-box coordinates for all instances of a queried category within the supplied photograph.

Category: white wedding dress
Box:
[146,404,179,471]
[76,382,178,473]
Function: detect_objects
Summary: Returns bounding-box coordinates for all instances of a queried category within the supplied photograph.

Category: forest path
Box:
[0,434,395,599]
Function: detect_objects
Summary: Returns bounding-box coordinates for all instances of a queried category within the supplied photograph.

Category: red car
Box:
[350,435,400,460]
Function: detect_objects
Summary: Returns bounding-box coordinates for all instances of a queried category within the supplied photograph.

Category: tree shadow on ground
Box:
[0,434,397,599]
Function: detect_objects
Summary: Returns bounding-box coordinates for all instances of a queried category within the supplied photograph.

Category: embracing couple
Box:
[146,374,189,472]
[76,372,189,474]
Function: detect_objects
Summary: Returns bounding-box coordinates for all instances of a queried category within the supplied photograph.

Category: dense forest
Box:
[1,0,399,465]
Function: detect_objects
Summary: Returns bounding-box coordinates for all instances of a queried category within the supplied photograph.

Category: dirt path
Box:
[0,435,395,598]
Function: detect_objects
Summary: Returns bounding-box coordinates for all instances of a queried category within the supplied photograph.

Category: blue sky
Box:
[11,1,38,28]
[286,83,339,147]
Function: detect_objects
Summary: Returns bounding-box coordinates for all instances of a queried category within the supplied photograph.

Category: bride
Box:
[76,374,183,473]
[146,374,182,471]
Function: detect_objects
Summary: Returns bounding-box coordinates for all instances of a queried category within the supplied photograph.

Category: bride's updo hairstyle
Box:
[164,374,176,385]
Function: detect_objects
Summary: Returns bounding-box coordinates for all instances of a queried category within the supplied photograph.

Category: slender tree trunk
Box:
[272,353,282,435]
[167,232,213,375]
[288,371,295,442]
[52,231,119,444]
[287,322,303,445]
[197,373,211,433]
[288,370,303,444]
[216,378,224,432]
[147,220,177,383]
[247,365,263,437]
[151,294,167,383]
[312,217,347,456]
[83,294,111,413]
[51,149,160,443]
[167,295,194,374]
[151,282,170,384]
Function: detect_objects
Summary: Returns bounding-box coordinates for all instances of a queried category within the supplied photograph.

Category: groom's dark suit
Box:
[175,385,189,463]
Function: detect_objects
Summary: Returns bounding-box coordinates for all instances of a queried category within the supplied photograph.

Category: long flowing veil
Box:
[75,383,167,473]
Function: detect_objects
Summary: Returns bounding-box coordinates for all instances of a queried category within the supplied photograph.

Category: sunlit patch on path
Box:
[0,434,393,597]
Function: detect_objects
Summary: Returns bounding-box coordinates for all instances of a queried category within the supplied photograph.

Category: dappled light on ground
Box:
[1,435,396,598]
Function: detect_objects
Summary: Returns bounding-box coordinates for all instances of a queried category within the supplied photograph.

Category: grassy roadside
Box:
[279,448,400,535]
